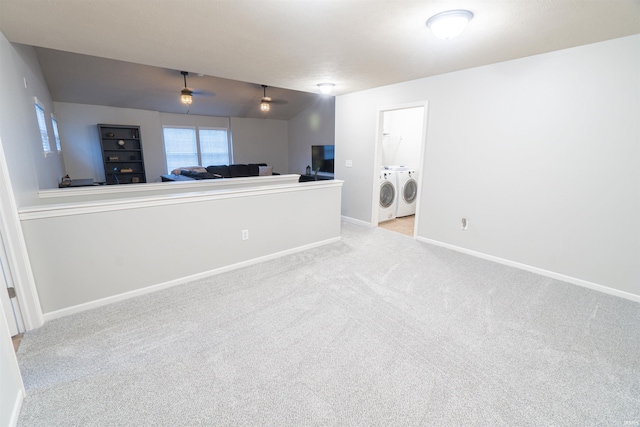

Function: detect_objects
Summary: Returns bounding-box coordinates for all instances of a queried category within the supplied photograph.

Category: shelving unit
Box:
[98,124,146,185]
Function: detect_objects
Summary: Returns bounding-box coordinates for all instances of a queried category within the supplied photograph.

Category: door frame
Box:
[0,230,24,335]
[0,134,44,331]
[371,101,429,237]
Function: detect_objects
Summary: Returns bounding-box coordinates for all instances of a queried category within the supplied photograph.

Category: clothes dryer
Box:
[379,170,397,222]
[396,170,418,217]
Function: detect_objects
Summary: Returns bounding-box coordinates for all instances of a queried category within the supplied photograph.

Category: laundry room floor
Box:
[378,215,414,236]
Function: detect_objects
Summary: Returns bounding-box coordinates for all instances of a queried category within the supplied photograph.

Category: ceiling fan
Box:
[259,85,288,112]
[180,71,193,105]
[179,71,215,105]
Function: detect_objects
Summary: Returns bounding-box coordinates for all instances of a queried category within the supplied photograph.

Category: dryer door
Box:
[380,181,395,207]
[402,179,417,204]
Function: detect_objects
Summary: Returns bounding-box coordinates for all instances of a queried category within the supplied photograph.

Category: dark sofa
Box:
[161,163,277,182]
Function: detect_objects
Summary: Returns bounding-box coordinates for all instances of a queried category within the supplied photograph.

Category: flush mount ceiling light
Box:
[426,9,474,40]
[180,71,193,105]
[260,85,271,112]
[317,83,335,95]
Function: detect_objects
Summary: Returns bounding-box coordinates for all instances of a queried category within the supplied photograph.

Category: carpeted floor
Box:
[16,222,640,426]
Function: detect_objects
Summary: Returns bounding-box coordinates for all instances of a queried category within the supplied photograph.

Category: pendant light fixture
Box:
[180,71,193,105]
[426,10,474,40]
[260,85,271,112]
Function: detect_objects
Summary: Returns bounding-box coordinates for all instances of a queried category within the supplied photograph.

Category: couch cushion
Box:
[206,165,231,178]
[180,170,218,180]
[229,164,250,177]
[248,163,267,176]
[258,165,273,176]
[171,166,207,175]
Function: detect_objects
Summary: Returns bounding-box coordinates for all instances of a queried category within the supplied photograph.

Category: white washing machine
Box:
[396,170,418,217]
[379,170,397,222]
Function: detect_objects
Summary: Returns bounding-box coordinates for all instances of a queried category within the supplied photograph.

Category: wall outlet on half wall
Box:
[461,218,468,230]
[242,229,249,240]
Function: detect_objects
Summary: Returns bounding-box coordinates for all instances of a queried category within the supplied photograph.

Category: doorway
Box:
[0,229,25,338]
[373,102,428,237]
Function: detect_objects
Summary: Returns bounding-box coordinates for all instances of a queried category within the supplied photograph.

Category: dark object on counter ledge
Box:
[58,177,101,188]
[161,163,278,182]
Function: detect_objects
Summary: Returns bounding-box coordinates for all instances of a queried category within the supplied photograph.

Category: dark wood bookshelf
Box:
[98,124,146,185]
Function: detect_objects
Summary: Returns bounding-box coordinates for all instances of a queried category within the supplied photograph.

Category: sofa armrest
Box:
[248,163,267,176]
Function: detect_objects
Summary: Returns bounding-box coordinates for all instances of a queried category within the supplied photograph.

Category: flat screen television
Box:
[312,145,334,175]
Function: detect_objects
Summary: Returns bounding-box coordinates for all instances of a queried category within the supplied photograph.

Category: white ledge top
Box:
[21,179,343,220]
[39,174,302,199]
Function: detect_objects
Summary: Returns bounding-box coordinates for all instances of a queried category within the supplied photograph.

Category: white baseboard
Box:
[416,237,640,303]
[43,236,341,322]
[341,215,374,227]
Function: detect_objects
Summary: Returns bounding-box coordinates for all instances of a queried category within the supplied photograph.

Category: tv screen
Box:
[312,145,335,174]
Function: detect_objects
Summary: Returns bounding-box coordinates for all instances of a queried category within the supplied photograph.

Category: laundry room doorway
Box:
[372,102,428,237]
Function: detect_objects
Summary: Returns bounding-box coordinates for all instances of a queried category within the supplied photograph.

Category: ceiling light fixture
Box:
[260,85,271,112]
[426,10,474,40]
[180,71,193,105]
[317,83,335,95]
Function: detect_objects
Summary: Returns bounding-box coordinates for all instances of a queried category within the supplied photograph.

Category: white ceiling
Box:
[1,0,639,116]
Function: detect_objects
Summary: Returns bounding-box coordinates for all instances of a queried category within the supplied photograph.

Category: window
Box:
[163,126,230,173]
[199,128,230,166]
[163,127,198,172]
[34,98,51,155]
[51,114,62,152]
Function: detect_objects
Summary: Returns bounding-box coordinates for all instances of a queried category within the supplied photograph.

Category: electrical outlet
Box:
[461,218,468,230]
[345,160,353,167]
[242,229,249,240]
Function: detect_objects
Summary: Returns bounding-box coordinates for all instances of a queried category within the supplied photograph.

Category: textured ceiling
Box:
[1,0,639,115]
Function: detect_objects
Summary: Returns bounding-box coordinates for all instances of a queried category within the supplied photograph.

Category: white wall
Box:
[0,33,31,412]
[0,52,28,414]
[335,35,640,298]
[382,107,423,169]
[0,35,65,206]
[230,117,288,174]
[288,97,335,174]
[53,103,164,182]
[0,34,48,330]
[20,181,342,316]
[159,113,230,130]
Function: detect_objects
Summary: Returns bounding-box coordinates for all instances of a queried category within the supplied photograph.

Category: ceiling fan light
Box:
[317,83,335,94]
[426,10,473,40]
[260,85,271,112]
[180,71,193,105]
[181,88,193,105]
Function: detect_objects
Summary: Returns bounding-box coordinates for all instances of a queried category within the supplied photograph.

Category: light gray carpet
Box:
[16,222,640,426]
